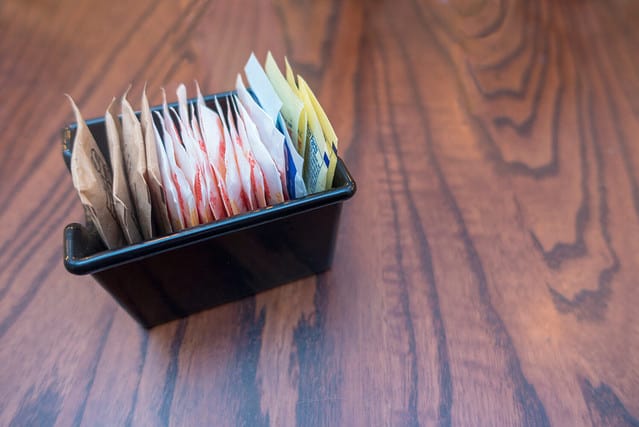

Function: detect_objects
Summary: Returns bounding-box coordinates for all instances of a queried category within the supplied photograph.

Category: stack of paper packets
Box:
[68,52,338,249]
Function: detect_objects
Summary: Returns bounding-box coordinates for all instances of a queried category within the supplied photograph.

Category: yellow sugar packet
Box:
[284,57,308,157]
[264,52,307,158]
[296,75,329,193]
[298,79,338,190]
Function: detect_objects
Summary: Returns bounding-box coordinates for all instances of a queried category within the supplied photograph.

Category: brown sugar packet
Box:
[141,85,172,235]
[105,97,143,244]
[66,95,125,249]
[121,88,153,240]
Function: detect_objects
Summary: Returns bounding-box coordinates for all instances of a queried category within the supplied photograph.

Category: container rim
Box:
[64,159,355,275]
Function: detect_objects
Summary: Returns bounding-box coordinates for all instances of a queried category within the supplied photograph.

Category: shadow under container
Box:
[62,90,356,329]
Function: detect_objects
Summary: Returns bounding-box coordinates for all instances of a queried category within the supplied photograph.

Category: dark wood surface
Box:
[1,0,638,425]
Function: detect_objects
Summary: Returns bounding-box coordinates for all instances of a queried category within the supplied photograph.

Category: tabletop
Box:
[1,0,639,426]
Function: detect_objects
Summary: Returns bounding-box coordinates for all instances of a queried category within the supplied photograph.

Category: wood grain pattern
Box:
[1,0,638,425]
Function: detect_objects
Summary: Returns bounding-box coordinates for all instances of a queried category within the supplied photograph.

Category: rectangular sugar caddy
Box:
[62,90,356,328]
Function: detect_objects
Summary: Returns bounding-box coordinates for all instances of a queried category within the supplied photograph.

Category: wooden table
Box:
[1,0,638,425]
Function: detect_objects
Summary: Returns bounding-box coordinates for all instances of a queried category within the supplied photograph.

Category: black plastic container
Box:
[62,90,356,328]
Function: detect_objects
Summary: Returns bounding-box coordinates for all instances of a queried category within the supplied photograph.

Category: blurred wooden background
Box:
[1,0,639,425]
